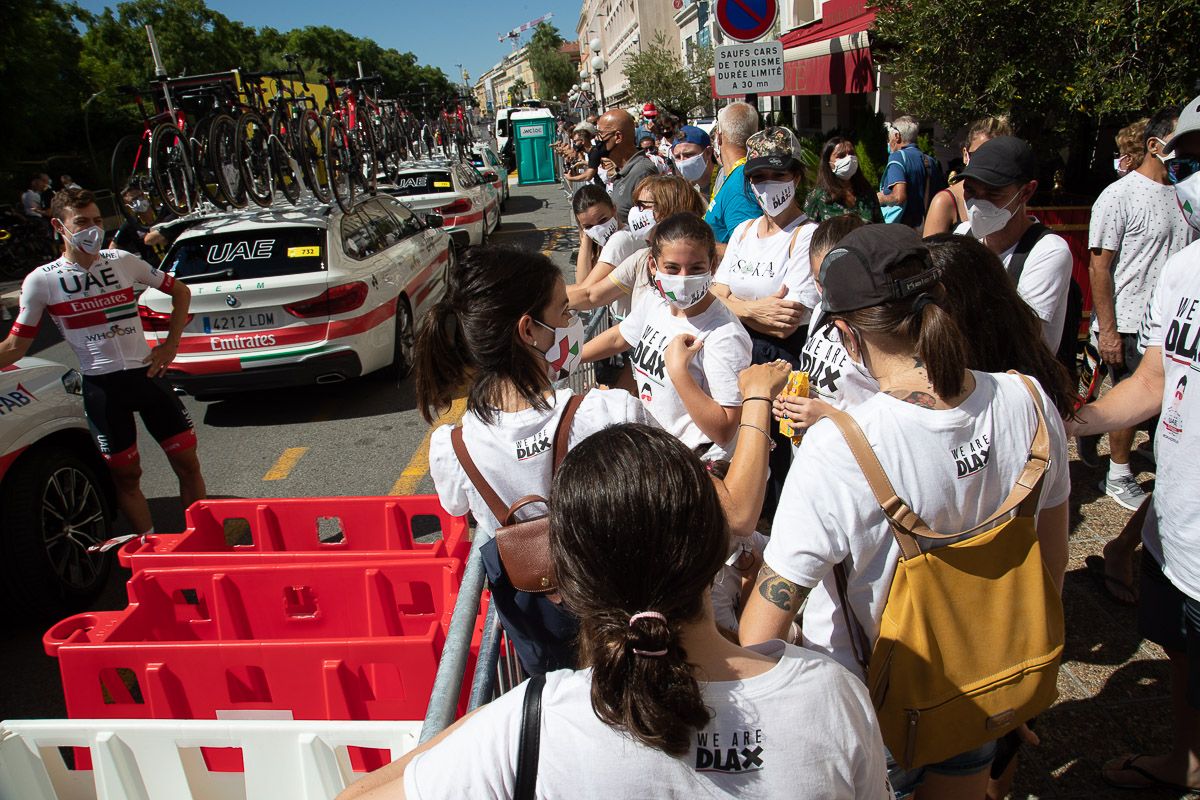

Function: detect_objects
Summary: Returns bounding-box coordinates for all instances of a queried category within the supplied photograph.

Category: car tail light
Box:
[138,304,192,331]
[284,282,369,318]
[436,198,472,215]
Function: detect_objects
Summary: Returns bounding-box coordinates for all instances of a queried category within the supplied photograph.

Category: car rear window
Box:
[164,227,325,283]
[497,118,509,138]
[390,171,454,196]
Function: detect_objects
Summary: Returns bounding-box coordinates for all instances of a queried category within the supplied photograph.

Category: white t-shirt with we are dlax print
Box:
[618,294,752,453]
[402,641,893,799]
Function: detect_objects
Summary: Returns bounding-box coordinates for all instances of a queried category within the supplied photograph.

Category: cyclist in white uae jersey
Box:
[0,189,206,541]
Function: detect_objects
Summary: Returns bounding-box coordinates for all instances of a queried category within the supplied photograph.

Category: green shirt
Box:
[803,185,885,224]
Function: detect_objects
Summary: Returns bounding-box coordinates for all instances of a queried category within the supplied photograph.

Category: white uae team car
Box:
[137,196,452,395]
[0,357,115,620]
[381,158,500,248]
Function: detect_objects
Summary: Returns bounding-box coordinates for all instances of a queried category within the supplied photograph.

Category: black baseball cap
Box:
[951,135,1037,187]
[819,224,939,313]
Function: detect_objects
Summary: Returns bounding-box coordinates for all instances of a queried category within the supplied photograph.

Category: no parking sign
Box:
[715,0,778,43]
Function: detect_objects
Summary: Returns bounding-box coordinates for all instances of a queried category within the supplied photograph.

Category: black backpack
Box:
[1005,223,1084,375]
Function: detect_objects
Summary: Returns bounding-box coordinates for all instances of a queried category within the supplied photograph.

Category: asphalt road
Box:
[0,174,580,721]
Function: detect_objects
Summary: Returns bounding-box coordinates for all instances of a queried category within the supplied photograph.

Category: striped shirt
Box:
[13,250,175,375]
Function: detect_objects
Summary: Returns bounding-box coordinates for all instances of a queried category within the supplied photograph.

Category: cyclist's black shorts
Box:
[81,368,196,466]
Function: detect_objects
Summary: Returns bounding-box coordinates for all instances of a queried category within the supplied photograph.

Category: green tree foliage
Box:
[527,22,575,101]
[623,32,714,121]
[1,0,91,185]
[873,0,1200,149]
[508,77,528,105]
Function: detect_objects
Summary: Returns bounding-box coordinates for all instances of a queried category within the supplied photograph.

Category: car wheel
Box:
[386,296,416,379]
[0,445,113,621]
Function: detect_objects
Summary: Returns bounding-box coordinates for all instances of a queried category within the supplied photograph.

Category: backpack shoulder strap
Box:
[964,371,1051,528]
[921,154,934,213]
[825,411,930,560]
[451,425,509,523]
[1008,222,1051,284]
[552,393,586,470]
[513,673,546,800]
[787,217,815,258]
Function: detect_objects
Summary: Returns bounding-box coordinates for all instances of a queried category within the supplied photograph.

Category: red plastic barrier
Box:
[46,560,483,772]
[1030,205,1093,337]
[119,495,470,572]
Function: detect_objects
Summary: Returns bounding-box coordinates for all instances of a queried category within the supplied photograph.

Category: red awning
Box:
[710,48,875,98]
[781,7,877,48]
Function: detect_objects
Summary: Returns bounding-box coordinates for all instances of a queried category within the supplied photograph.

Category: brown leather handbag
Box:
[450,394,584,600]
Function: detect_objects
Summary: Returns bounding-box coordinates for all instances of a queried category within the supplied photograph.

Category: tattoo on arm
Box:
[887,390,938,408]
[756,565,810,612]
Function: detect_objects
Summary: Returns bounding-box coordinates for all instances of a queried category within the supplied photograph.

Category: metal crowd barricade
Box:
[417,306,611,742]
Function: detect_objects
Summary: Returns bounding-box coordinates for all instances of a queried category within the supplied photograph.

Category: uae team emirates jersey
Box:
[13,250,175,375]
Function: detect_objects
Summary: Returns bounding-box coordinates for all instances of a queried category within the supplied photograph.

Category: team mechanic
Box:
[0,189,206,538]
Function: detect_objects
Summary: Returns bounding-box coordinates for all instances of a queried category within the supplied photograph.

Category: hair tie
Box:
[629,611,668,657]
[912,293,937,315]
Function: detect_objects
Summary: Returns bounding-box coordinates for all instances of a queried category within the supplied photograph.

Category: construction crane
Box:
[498,12,554,48]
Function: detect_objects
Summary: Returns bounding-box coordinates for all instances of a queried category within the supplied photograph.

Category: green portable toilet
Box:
[511,110,556,185]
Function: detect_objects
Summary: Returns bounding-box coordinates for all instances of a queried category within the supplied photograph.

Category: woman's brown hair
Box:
[633,173,707,221]
[414,245,560,424]
[926,233,1078,419]
[814,137,872,209]
[549,423,728,757]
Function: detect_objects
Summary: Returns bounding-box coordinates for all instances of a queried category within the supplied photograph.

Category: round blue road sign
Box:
[716,0,778,43]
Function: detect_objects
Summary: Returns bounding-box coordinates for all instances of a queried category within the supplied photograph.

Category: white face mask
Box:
[131,198,150,213]
[675,152,709,183]
[653,269,712,309]
[1114,156,1129,175]
[750,179,796,216]
[597,166,610,184]
[61,224,105,255]
[832,154,859,179]
[966,188,1023,238]
[535,314,585,380]
[1152,137,1176,166]
[584,215,618,246]
[712,132,721,161]
[627,205,657,239]
[1176,171,1200,231]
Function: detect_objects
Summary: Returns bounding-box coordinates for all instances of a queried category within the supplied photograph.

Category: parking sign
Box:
[715,0,778,43]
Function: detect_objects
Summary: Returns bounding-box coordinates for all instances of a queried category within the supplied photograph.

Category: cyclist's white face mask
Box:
[60,224,105,256]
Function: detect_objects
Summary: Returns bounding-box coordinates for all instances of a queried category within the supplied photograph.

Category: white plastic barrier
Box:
[0,718,421,800]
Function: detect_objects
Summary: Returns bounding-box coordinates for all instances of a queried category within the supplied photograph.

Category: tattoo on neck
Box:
[912,356,925,370]
[887,390,938,408]
[756,565,809,612]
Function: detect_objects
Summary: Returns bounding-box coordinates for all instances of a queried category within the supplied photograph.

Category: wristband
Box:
[741,396,773,405]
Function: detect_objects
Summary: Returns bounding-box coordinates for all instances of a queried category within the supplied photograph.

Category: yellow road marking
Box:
[541,228,563,257]
[389,395,469,496]
[263,447,308,481]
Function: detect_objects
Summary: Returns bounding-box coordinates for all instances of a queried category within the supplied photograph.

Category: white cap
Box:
[1165,95,1200,153]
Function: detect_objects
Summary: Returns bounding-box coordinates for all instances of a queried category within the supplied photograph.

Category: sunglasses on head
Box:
[1167,155,1200,185]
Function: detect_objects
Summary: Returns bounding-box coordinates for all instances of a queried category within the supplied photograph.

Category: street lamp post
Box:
[589,38,606,114]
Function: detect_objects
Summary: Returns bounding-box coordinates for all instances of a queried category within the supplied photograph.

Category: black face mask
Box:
[594,138,609,159]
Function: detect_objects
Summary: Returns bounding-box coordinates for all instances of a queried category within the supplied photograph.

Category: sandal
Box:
[1102,754,1200,792]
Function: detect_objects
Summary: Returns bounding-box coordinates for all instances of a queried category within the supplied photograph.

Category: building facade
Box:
[576,0,680,110]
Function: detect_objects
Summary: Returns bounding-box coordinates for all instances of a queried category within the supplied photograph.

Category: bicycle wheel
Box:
[297,110,331,203]
[235,111,273,207]
[190,115,228,211]
[270,110,302,205]
[208,114,247,209]
[150,122,199,217]
[110,133,163,223]
[391,120,410,172]
[324,117,358,214]
[354,120,378,193]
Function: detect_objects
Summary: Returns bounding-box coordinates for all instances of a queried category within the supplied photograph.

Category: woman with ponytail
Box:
[340,424,890,799]
[740,224,1071,799]
[417,245,649,675]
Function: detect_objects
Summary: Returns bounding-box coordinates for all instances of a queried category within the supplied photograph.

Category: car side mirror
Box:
[482,171,498,182]
[424,214,444,228]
